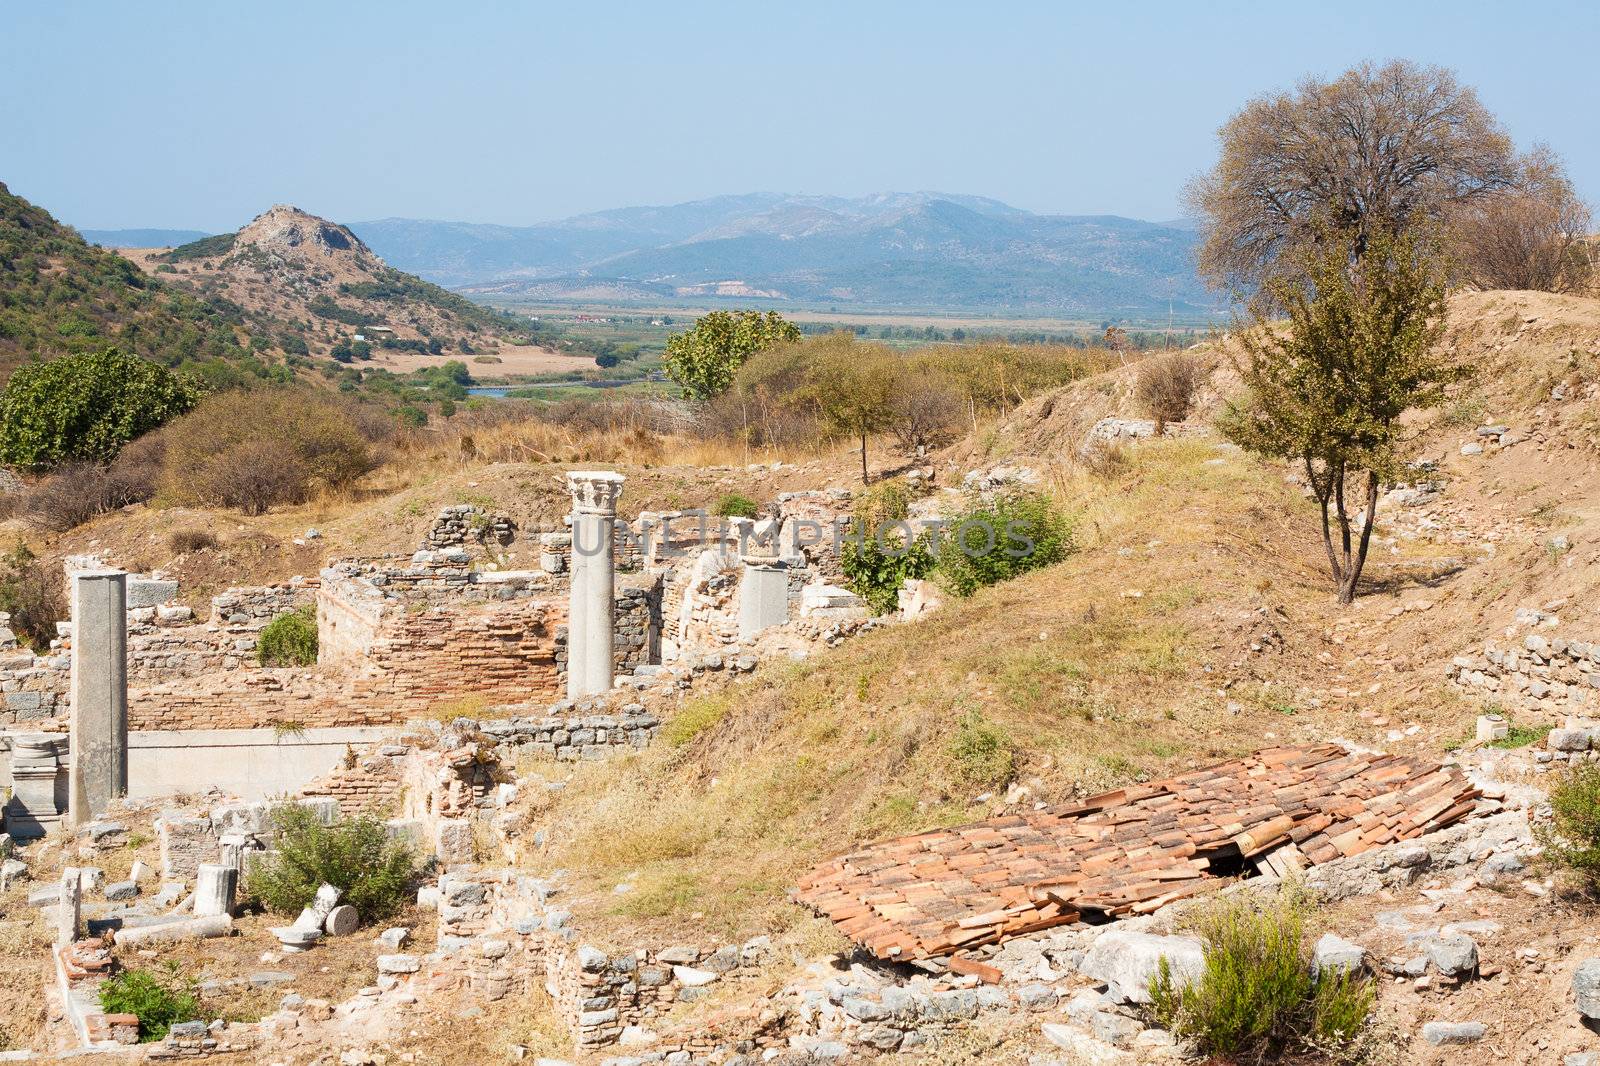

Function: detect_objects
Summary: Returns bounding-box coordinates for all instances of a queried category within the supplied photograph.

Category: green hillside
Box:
[0,182,281,388]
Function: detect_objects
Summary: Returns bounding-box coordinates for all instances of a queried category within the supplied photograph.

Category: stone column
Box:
[194,863,238,917]
[6,734,62,839]
[58,866,81,945]
[566,471,624,699]
[68,569,128,826]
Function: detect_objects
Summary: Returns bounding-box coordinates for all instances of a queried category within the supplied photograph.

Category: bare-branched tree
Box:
[1187,60,1521,297]
[1448,146,1595,294]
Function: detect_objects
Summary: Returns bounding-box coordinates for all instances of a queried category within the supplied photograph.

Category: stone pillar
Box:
[738,558,790,640]
[194,863,237,918]
[58,866,81,945]
[68,570,128,825]
[6,734,63,839]
[566,471,624,700]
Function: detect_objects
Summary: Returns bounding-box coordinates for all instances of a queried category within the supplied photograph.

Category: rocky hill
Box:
[122,204,576,371]
[351,192,1217,316]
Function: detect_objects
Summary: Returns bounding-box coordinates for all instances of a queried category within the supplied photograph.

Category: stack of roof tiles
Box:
[796,744,1482,961]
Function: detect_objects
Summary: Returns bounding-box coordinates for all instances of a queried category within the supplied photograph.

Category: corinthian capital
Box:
[566,470,625,516]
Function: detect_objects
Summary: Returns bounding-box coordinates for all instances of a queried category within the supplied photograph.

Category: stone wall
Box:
[478,707,661,761]
[1448,630,1600,713]
[0,579,314,728]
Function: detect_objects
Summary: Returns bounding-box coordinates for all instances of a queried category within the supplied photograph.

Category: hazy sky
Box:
[6,1,1598,232]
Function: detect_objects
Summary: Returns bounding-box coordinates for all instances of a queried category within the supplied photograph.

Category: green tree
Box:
[1220,228,1463,604]
[0,348,199,469]
[802,334,898,483]
[662,310,800,401]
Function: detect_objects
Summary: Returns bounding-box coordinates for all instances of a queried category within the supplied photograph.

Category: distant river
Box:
[467,379,647,398]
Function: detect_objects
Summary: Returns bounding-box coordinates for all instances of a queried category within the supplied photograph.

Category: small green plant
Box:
[99,964,199,1042]
[839,481,935,614]
[663,693,733,747]
[1148,887,1372,1060]
[1537,763,1600,889]
[257,606,317,666]
[713,492,759,519]
[935,491,1075,597]
[947,710,1016,790]
[246,803,420,921]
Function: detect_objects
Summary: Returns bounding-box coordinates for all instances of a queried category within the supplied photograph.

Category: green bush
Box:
[257,606,317,666]
[246,802,420,921]
[0,348,199,468]
[713,493,759,519]
[1537,763,1600,889]
[99,965,199,1042]
[1148,889,1372,1059]
[947,711,1016,789]
[935,491,1074,597]
[839,481,934,614]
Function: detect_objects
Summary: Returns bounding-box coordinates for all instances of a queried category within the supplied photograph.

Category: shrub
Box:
[99,965,199,1042]
[947,711,1016,789]
[713,493,759,518]
[839,481,935,614]
[246,803,420,921]
[0,543,64,652]
[159,390,376,514]
[257,606,317,666]
[168,529,219,553]
[1135,353,1203,434]
[1537,763,1600,889]
[0,348,200,469]
[1148,889,1372,1060]
[935,491,1074,597]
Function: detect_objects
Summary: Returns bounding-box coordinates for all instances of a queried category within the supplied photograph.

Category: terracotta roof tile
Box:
[795,744,1481,960]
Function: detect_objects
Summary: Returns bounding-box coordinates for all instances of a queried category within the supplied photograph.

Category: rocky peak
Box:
[234,204,371,262]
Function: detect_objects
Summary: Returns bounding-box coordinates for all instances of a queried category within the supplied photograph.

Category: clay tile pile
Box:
[796,744,1483,961]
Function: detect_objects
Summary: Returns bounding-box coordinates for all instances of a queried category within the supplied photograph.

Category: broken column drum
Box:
[566,471,625,699]
[68,569,129,825]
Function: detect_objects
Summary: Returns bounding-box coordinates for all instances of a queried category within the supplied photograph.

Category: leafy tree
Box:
[1220,228,1463,604]
[0,348,199,468]
[663,310,799,401]
[801,334,897,483]
[1188,60,1521,298]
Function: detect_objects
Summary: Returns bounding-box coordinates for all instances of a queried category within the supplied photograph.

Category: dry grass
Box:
[521,438,1371,944]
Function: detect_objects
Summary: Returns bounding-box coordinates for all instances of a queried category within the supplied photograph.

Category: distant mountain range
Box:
[81,227,209,248]
[346,193,1218,317]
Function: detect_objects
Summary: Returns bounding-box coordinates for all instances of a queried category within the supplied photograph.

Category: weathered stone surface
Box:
[1573,958,1600,1018]
[323,905,358,936]
[1419,933,1478,977]
[671,965,718,987]
[1079,930,1205,1004]
[1040,1023,1136,1065]
[103,879,138,901]
[1421,1021,1486,1045]
[1312,933,1367,977]
[376,954,420,974]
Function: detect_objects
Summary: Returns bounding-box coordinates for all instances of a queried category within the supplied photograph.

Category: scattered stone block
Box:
[112,915,232,946]
[1573,958,1600,1018]
[1312,933,1368,977]
[671,965,718,987]
[377,927,410,950]
[1080,930,1205,1005]
[377,954,421,975]
[1421,1021,1486,1045]
[103,880,138,901]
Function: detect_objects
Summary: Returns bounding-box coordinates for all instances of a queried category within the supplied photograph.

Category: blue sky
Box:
[5,1,1597,232]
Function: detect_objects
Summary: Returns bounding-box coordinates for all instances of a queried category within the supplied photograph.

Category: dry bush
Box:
[0,544,64,652]
[889,371,963,452]
[1450,149,1594,294]
[1135,353,1204,434]
[159,390,377,515]
[168,529,219,554]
